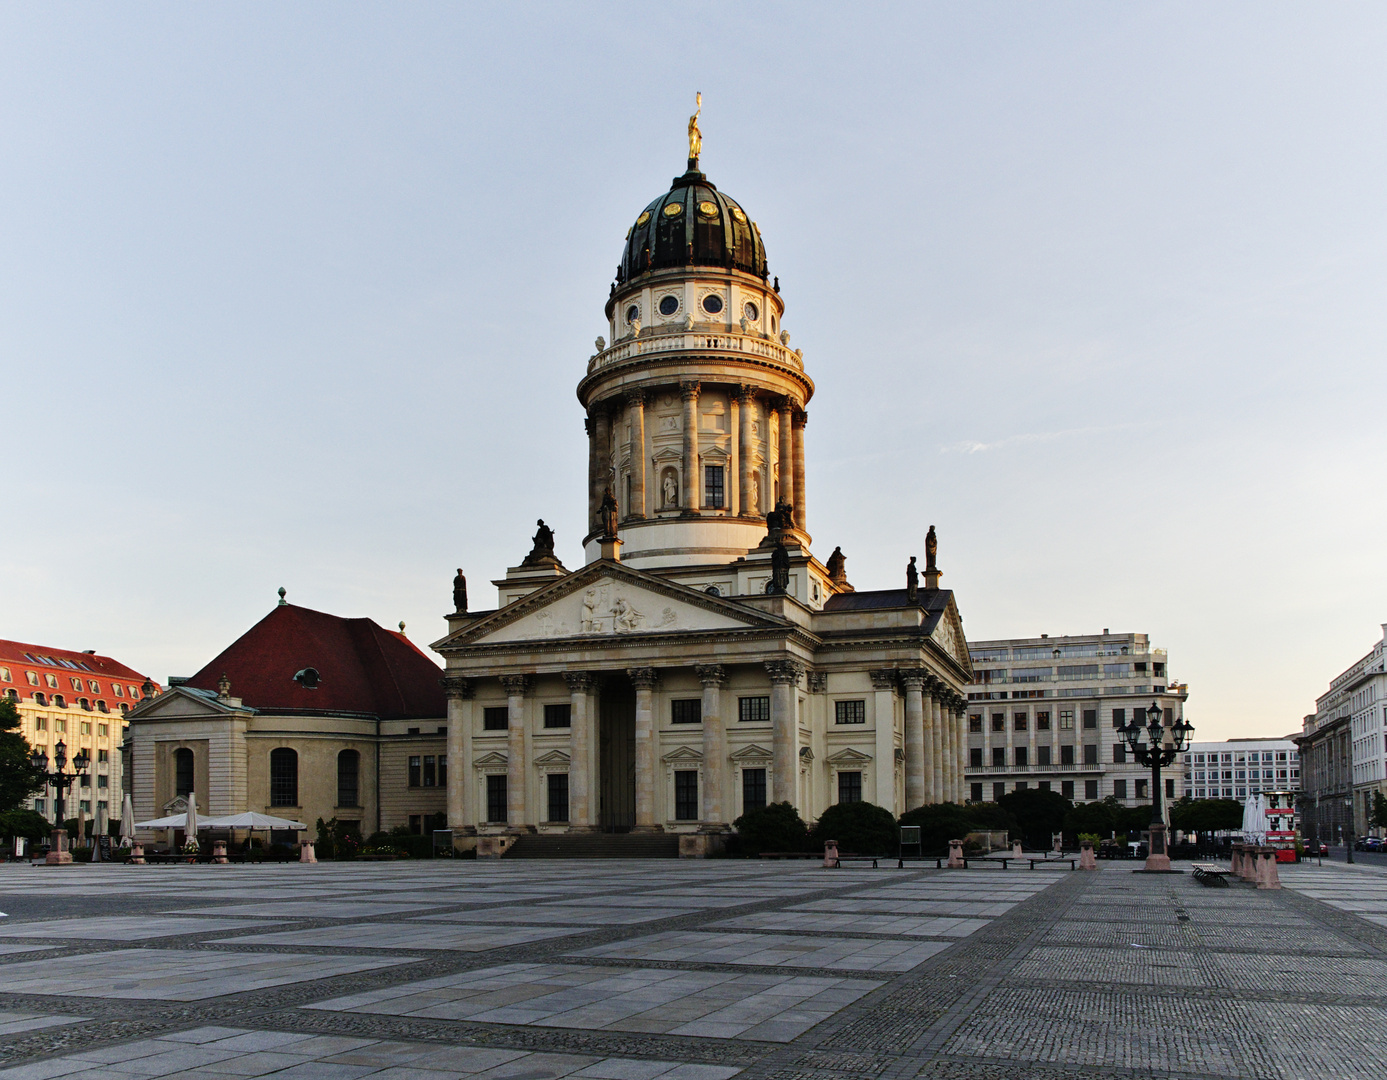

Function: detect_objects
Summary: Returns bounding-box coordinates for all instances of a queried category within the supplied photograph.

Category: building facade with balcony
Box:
[1299,623,1387,841]
[1181,738,1300,803]
[0,639,160,830]
[964,631,1189,806]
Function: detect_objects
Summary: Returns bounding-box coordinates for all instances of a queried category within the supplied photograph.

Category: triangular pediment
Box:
[474,751,509,766]
[435,561,787,650]
[533,749,571,765]
[129,686,251,721]
[927,594,971,676]
[730,743,773,761]
[662,745,704,764]
[826,747,873,765]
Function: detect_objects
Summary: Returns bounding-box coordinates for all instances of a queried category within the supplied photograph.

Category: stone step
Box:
[501,833,681,859]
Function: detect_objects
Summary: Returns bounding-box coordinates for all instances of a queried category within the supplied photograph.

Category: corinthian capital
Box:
[563,671,596,692]
[627,667,659,690]
[868,669,898,693]
[695,664,727,687]
[440,675,474,700]
[899,669,928,693]
[764,660,804,686]
[679,380,701,402]
[499,674,533,696]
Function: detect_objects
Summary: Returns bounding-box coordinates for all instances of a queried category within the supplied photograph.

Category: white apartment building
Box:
[1301,624,1387,838]
[1182,738,1300,803]
[964,631,1189,806]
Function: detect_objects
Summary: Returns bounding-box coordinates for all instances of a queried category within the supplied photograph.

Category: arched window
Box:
[174,748,194,797]
[269,748,298,807]
[337,749,360,808]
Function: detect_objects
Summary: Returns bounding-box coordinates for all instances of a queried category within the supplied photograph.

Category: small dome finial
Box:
[399,621,406,634]
[687,92,702,170]
[277,586,287,606]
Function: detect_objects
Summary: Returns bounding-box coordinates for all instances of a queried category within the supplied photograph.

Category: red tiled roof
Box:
[0,638,158,696]
[184,604,445,720]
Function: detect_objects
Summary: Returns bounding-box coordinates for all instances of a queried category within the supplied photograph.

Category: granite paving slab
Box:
[215,921,582,951]
[570,930,950,972]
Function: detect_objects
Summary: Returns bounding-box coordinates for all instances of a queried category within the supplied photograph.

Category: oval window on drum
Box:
[744,301,759,322]
[626,305,640,324]
[659,295,680,317]
[702,294,724,315]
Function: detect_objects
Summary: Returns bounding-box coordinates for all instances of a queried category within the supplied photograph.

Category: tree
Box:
[997,788,1072,849]
[733,802,808,854]
[0,808,49,839]
[1064,798,1119,841]
[1371,791,1387,831]
[0,698,44,813]
[1169,798,1243,834]
[898,802,978,856]
[811,801,897,856]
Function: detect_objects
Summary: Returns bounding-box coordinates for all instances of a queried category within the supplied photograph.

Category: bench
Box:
[1028,857,1077,870]
[1191,862,1231,886]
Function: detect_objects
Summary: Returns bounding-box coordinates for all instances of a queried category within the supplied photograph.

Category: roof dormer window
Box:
[293,668,321,690]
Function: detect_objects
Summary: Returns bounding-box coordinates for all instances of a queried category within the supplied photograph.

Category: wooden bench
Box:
[1191,862,1231,886]
[1028,857,1077,870]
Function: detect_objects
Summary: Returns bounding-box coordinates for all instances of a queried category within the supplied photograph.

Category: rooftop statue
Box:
[600,487,619,541]
[906,555,919,603]
[767,539,790,595]
[688,92,703,166]
[926,525,938,572]
[452,569,468,613]
[521,519,558,567]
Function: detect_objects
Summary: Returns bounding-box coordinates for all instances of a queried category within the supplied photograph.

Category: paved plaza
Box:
[0,859,1385,1079]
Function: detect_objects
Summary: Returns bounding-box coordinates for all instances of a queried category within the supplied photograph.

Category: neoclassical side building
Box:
[434,122,973,852]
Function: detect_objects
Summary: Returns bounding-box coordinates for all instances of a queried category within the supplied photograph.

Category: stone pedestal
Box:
[299,842,317,864]
[1011,841,1023,859]
[823,839,840,868]
[1256,847,1282,890]
[1079,840,1097,870]
[1142,822,1172,872]
[129,842,145,865]
[212,840,229,865]
[476,834,517,859]
[680,833,726,859]
[44,829,72,866]
[947,839,965,868]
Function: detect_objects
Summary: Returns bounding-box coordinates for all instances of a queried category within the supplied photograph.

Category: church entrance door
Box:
[599,676,636,832]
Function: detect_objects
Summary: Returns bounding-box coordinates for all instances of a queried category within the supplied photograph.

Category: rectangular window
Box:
[993,781,1006,800]
[705,465,725,509]
[1113,744,1126,764]
[438,754,447,787]
[1060,744,1075,765]
[1166,778,1175,799]
[1061,780,1074,799]
[969,714,983,733]
[97,749,108,762]
[742,768,767,812]
[112,683,123,697]
[1085,779,1099,799]
[970,747,983,767]
[79,799,91,813]
[408,756,422,788]
[671,699,702,725]
[483,707,509,731]
[409,814,422,835]
[96,774,108,789]
[1059,710,1074,730]
[834,700,866,725]
[1112,708,1126,729]
[675,770,699,820]
[486,775,507,823]
[739,696,770,723]
[80,722,91,735]
[1082,710,1097,729]
[423,756,436,787]
[1135,779,1149,799]
[547,772,569,822]
[1113,779,1127,799]
[991,713,1005,732]
[1083,744,1098,765]
[837,771,862,804]
[34,717,46,731]
[1037,745,1051,766]
[544,703,572,728]
[97,723,108,737]
[1013,713,1028,731]
[1036,711,1050,730]
[1014,746,1028,767]
[992,747,1005,767]
[1015,781,1028,791]
[971,782,984,802]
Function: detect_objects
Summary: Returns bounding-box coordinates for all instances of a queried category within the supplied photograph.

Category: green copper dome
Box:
[617,169,768,284]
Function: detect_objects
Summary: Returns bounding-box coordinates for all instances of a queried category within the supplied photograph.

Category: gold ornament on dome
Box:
[698,200,718,218]
[731,206,747,224]
[663,202,683,217]
[636,210,651,226]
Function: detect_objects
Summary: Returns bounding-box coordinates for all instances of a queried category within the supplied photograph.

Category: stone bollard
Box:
[129,842,145,865]
[1256,847,1282,890]
[1229,844,1240,877]
[299,842,317,864]
[212,840,229,865]
[823,839,839,868]
[947,839,966,868]
[1240,845,1258,883]
[1079,840,1097,870]
[1012,841,1023,859]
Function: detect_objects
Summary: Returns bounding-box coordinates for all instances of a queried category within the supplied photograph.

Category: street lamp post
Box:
[1345,795,1355,864]
[1121,700,1194,872]
[29,740,90,866]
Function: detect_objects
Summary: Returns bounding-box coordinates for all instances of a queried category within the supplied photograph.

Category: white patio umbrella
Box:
[120,794,135,847]
[200,813,308,830]
[1242,792,1268,843]
[185,792,198,844]
[133,813,191,829]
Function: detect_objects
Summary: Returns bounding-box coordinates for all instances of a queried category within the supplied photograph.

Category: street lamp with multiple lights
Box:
[29,740,90,866]
[1120,700,1194,872]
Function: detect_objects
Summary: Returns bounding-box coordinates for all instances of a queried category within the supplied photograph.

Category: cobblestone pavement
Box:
[0,857,1384,1079]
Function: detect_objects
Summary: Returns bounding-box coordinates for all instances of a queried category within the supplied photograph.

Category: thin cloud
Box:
[942,422,1147,455]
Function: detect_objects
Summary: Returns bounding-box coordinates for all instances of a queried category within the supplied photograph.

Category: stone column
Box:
[737,386,758,516]
[869,669,898,810]
[792,410,807,533]
[442,676,473,833]
[696,664,728,827]
[727,395,740,516]
[680,381,700,513]
[626,389,647,519]
[955,703,968,802]
[564,672,596,831]
[901,670,927,811]
[766,661,803,805]
[931,686,946,802]
[500,675,532,830]
[628,668,661,831]
[776,399,794,512]
[941,695,955,802]
[592,407,612,529]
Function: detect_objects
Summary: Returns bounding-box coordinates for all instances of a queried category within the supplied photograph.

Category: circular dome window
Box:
[744,301,759,322]
[662,202,683,218]
[702,294,724,315]
[658,295,680,317]
[626,304,640,324]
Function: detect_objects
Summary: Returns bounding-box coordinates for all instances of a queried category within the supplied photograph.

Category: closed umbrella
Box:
[1242,792,1268,843]
[120,794,135,847]
[77,807,86,849]
[185,793,199,850]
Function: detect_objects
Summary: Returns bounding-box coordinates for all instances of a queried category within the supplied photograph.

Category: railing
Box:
[587,330,803,374]
[967,763,1104,774]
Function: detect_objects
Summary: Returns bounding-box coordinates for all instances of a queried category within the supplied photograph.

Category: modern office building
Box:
[0,639,159,829]
[963,631,1189,806]
[1299,623,1387,840]
[1181,738,1300,802]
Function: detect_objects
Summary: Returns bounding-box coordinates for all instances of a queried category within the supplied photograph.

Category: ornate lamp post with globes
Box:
[30,740,90,866]
[1121,700,1194,872]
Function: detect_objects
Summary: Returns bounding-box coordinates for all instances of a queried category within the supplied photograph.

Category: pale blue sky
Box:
[3,5,1384,739]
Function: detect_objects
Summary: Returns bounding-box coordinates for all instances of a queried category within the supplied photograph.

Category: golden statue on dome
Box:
[688,92,702,167]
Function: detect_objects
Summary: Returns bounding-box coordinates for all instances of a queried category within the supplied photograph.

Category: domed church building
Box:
[435,111,973,855]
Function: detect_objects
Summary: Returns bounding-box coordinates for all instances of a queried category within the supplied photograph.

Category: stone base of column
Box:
[631,823,665,834]
[451,825,478,836]
[565,824,602,834]
[680,833,726,858]
[506,825,538,835]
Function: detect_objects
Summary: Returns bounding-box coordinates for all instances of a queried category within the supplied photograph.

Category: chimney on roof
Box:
[1103,629,1109,635]
[83,649,96,654]
[1041,633,1048,639]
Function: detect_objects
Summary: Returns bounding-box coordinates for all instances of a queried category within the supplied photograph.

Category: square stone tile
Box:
[570,930,947,972]
[712,910,986,938]
[214,922,580,951]
[0,917,279,941]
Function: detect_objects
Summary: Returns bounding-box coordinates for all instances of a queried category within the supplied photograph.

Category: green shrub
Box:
[733,802,808,855]
[812,801,897,856]
[898,802,977,856]
[997,788,1072,850]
